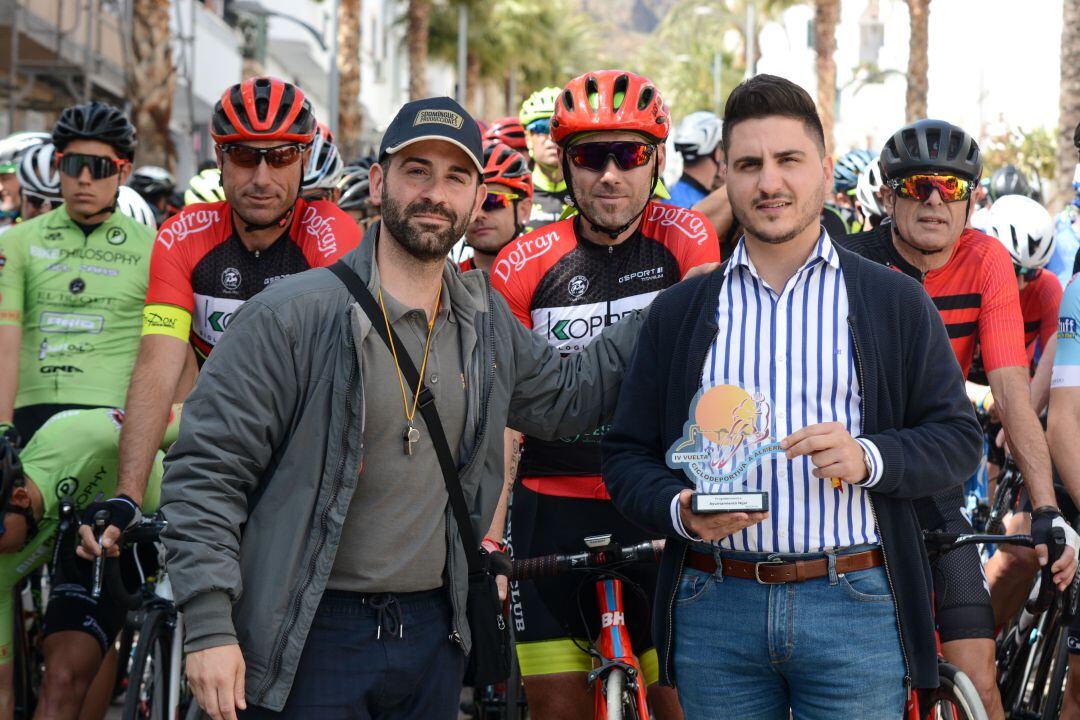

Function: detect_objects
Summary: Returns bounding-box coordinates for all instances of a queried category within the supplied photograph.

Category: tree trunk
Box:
[465,50,480,114]
[407,0,430,100]
[905,0,930,122]
[337,0,362,162]
[1053,0,1080,212]
[128,0,175,170]
[814,0,839,157]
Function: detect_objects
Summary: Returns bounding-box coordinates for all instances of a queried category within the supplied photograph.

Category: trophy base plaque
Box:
[691,492,769,514]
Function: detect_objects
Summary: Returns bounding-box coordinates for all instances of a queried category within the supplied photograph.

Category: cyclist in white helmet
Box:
[0,132,50,225]
[854,156,886,229]
[116,185,158,231]
[300,122,344,202]
[669,110,723,209]
[184,168,225,205]
[14,142,62,222]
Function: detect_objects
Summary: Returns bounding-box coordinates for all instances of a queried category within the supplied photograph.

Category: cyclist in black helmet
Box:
[127,165,177,224]
[988,164,1035,204]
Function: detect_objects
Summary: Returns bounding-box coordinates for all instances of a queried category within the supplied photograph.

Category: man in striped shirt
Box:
[604,75,982,717]
[843,119,1079,720]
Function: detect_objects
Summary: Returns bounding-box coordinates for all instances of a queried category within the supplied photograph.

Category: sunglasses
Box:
[888,174,974,203]
[219,143,304,169]
[525,118,551,135]
[481,192,520,212]
[55,152,128,180]
[568,141,656,173]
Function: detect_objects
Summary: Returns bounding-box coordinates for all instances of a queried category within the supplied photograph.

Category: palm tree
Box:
[904,0,930,122]
[407,0,431,100]
[128,0,176,169]
[1053,0,1080,213]
[337,0,362,160]
[814,0,840,156]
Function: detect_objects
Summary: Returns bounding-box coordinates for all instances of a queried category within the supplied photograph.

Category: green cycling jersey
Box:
[0,206,153,409]
[0,406,167,663]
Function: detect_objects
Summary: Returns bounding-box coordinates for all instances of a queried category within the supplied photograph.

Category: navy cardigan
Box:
[602,245,982,690]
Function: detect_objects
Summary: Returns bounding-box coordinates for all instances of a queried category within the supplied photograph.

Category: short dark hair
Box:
[721,74,826,156]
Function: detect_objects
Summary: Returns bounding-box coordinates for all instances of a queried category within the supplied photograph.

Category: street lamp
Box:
[231,0,341,137]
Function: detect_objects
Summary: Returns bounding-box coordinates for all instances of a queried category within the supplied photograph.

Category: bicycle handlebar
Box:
[509,540,665,581]
[1026,526,1066,615]
[922,531,1034,557]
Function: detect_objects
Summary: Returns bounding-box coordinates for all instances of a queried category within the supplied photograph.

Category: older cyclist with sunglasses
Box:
[0,101,153,444]
[843,118,1079,720]
[77,77,361,566]
[490,70,719,720]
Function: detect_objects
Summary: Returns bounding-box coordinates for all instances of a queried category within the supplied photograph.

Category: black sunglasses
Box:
[55,152,128,180]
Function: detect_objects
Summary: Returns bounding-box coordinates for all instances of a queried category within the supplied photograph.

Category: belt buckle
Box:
[754,557,786,584]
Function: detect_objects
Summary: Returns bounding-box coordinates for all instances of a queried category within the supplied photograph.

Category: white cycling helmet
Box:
[985,194,1055,270]
[116,185,158,231]
[0,132,51,173]
[302,124,344,191]
[855,157,886,219]
[16,142,61,203]
[673,111,722,163]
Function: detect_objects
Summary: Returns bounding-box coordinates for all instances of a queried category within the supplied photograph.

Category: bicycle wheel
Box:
[1021,608,1066,716]
[603,668,641,720]
[122,606,173,720]
[921,663,988,720]
[1042,627,1070,720]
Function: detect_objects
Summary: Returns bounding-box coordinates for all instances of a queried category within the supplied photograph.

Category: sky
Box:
[757,0,1064,152]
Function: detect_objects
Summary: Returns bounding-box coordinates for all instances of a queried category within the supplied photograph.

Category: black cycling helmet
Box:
[879,119,981,182]
[128,165,176,199]
[988,164,1034,202]
[52,101,137,160]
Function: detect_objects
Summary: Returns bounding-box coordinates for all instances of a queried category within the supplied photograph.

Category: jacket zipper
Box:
[449,278,499,650]
[255,323,360,702]
[848,316,911,691]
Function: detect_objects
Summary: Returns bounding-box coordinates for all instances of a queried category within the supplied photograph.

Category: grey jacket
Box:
[159,224,645,710]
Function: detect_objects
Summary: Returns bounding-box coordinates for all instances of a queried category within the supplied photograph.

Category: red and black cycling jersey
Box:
[143,199,361,362]
[457,257,478,273]
[842,221,1027,378]
[1019,269,1062,363]
[492,201,720,499]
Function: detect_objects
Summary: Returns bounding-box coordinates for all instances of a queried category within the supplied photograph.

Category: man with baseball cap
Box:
[158,95,658,719]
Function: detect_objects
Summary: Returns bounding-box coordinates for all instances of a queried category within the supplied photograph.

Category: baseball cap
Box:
[379,97,484,174]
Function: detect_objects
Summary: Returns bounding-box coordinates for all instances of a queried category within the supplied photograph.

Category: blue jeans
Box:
[240,588,465,719]
[673,549,906,720]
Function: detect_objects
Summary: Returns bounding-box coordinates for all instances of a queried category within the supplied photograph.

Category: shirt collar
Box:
[725,227,840,279]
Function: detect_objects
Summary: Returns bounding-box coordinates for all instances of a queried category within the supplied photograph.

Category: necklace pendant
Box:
[403,424,421,455]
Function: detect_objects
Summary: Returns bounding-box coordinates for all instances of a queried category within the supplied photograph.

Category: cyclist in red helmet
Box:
[78,76,361,563]
[483,116,529,155]
[491,70,719,720]
[460,141,533,274]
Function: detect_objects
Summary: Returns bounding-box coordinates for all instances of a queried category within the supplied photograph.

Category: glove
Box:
[80,494,142,536]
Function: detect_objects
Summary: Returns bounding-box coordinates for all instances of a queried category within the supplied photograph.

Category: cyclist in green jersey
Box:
[0,406,177,720]
[520,87,569,227]
[0,102,153,442]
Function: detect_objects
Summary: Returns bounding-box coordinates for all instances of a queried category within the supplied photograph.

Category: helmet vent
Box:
[612,75,629,110]
[561,89,574,114]
[585,76,600,111]
[638,85,655,111]
[925,128,941,159]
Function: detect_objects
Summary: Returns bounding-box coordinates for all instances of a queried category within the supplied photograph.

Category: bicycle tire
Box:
[1023,608,1065,715]
[921,663,988,720]
[122,606,172,720]
[1042,625,1070,720]
[997,620,1035,714]
[606,668,625,720]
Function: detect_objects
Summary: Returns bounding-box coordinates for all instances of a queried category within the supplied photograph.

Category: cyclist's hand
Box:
[677,490,767,542]
[1052,546,1078,590]
[781,422,867,485]
[75,495,140,560]
[683,262,721,280]
[188,643,247,720]
[1033,509,1080,589]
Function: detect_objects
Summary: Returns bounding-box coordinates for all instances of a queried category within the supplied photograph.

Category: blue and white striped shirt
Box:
[670,233,883,553]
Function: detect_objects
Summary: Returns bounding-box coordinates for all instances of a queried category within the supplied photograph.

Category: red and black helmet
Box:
[551,70,669,146]
[484,117,528,153]
[483,141,533,199]
[211,77,317,145]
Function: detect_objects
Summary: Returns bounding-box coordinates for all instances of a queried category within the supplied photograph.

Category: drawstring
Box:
[368,594,404,640]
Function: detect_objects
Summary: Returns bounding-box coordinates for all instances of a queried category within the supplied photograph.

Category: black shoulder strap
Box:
[327,261,482,575]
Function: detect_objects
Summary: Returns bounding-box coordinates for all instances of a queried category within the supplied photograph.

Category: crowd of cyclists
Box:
[0,63,1077,719]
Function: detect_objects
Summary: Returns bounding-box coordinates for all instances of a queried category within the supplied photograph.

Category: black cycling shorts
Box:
[507,483,658,652]
[43,547,156,655]
[916,487,996,642]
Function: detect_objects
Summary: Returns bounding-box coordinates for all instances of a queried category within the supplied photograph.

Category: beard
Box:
[732,185,825,246]
[576,178,651,232]
[380,186,470,262]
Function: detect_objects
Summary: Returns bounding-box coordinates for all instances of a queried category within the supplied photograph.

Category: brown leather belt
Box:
[685,548,884,584]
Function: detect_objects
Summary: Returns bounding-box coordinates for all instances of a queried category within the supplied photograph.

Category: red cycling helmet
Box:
[550,70,669,146]
[211,77,317,145]
[483,141,533,199]
[484,117,528,153]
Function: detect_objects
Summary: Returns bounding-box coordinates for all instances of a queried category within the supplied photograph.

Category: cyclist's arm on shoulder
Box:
[116,333,191,504]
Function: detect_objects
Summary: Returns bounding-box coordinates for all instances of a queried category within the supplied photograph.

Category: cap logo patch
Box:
[414,109,464,129]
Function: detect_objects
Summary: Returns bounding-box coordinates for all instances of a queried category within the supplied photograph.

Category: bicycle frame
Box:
[591,576,649,720]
